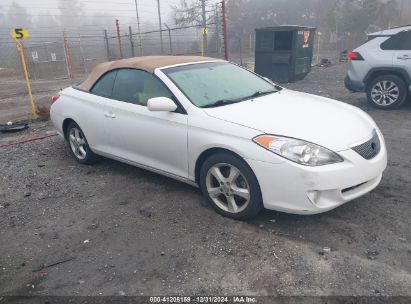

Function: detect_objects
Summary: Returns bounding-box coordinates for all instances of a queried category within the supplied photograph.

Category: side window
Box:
[90,70,117,97]
[112,69,172,106]
[381,31,411,50]
[403,31,411,50]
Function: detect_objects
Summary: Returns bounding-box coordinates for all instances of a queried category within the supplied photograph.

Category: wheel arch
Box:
[194,147,246,185]
[62,117,88,141]
[62,118,75,141]
[364,68,411,89]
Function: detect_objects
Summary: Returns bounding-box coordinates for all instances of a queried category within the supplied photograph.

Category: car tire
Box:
[66,121,98,164]
[199,152,263,220]
[366,75,408,109]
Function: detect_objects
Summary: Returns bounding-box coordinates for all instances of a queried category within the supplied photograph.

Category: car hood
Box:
[202,89,376,151]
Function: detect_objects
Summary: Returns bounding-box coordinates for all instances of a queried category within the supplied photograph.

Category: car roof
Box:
[79,55,218,91]
[368,25,411,37]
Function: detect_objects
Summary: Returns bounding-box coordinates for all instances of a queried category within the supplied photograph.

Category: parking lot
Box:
[0,62,410,296]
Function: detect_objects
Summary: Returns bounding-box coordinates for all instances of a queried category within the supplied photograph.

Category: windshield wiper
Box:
[201,89,280,108]
[201,98,243,108]
[245,89,279,100]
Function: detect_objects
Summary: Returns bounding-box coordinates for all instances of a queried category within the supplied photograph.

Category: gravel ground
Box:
[0,63,410,297]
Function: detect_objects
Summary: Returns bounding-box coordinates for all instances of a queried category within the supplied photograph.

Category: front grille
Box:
[352,130,380,160]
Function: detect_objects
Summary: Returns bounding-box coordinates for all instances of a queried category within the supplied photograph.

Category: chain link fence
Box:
[0,23,222,81]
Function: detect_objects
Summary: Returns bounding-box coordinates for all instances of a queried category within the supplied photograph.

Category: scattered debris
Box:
[139,209,152,218]
[36,104,51,121]
[87,223,99,230]
[339,50,349,62]
[32,257,75,272]
[319,247,331,255]
[0,134,58,148]
[0,121,28,133]
[366,250,379,260]
[317,58,332,67]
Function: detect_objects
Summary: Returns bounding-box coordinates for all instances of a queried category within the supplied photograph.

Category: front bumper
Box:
[246,134,387,215]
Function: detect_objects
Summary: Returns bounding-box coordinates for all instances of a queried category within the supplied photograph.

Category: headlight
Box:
[253,135,343,166]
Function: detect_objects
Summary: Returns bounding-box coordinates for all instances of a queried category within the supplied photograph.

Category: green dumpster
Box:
[255,26,316,83]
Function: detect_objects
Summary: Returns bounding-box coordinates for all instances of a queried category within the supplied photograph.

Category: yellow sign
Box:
[11,28,29,39]
[202,27,208,35]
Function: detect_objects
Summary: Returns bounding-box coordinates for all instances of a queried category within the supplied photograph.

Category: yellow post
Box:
[14,38,37,118]
[316,31,322,65]
[63,31,73,79]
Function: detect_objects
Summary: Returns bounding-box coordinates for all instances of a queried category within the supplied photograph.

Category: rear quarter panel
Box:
[349,37,393,84]
[50,87,106,150]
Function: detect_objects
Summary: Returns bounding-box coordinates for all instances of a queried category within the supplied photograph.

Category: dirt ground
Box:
[0,76,84,122]
[0,63,410,297]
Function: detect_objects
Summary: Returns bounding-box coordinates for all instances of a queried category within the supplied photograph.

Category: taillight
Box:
[51,95,60,103]
[348,52,364,61]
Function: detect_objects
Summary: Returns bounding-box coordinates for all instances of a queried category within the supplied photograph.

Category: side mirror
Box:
[147,97,177,112]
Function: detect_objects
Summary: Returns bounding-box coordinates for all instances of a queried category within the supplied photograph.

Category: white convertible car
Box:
[50,56,387,219]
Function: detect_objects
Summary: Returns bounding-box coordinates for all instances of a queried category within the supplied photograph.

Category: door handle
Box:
[104,112,116,118]
[397,55,411,60]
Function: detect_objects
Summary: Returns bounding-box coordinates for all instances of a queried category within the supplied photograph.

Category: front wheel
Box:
[199,152,263,220]
[366,75,408,109]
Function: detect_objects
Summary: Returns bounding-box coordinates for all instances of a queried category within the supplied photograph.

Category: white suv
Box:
[345,25,411,109]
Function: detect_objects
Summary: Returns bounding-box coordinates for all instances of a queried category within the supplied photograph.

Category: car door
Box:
[101,68,189,178]
[85,69,118,153]
[392,30,411,77]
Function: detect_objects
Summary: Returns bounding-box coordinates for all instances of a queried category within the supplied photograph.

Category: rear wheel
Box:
[199,152,263,220]
[66,122,98,164]
[366,75,407,109]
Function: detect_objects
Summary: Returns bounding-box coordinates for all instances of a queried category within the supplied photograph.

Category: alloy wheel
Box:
[205,163,251,213]
[69,127,87,160]
[370,80,399,106]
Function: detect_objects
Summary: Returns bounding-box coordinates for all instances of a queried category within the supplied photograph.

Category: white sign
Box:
[31,51,38,62]
[50,52,57,62]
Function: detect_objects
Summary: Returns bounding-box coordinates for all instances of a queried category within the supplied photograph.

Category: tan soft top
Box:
[79,55,218,91]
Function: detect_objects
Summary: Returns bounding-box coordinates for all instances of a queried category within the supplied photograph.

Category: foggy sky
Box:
[1,0,219,31]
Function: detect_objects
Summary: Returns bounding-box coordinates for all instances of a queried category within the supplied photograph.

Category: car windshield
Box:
[163,62,280,108]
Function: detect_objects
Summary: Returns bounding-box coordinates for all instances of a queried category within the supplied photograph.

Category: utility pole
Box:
[134,0,143,55]
[221,0,228,60]
[316,0,321,27]
[201,0,207,56]
[116,19,123,58]
[164,23,172,55]
[78,35,87,74]
[215,3,220,55]
[129,26,135,57]
[399,0,405,25]
[156,0,164,54]
[239,36,242,66]
[104,29,110,60]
